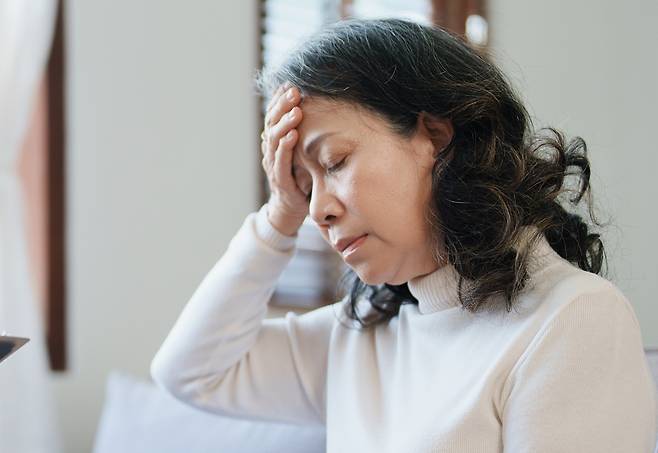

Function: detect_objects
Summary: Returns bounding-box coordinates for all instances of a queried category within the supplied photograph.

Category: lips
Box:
[334,234,368,253]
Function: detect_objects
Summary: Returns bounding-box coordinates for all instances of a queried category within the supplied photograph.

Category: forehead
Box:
[292,97,388,165]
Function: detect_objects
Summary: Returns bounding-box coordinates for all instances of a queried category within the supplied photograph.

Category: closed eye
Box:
[305,157,347,200]
[327,157,346,174]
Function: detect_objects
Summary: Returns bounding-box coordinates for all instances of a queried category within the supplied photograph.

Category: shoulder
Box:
[480,254,642,351]
[534,259,633,324]
[500,265,656,451]
[502,257,645,380]
[503,257,644,364]
[509,241,632,324]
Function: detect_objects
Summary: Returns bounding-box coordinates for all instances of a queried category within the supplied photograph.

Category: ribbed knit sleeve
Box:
[501,288,657,452]
[150,204,336,426]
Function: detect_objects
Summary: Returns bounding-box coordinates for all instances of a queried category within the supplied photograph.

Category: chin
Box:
[354,264,400,286]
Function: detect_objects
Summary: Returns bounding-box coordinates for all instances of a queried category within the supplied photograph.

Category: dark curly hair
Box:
[254,18,610,328]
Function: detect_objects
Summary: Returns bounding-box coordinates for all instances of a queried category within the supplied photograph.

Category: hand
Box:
[261,82,307,236]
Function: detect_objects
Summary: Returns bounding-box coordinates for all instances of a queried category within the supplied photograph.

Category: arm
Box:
[150,204,336,426]
[501,288,657,452]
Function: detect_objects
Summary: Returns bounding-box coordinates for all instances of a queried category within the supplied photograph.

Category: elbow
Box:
[149,350,219,402]
[149,350,182,395]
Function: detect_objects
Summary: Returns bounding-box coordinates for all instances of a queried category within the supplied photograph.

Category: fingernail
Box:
[287,88,295,101]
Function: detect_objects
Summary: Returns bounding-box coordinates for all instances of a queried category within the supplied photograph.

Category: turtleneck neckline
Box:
[407,227,561,315]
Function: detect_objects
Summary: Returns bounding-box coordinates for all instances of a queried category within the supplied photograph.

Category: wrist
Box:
[254,204,297,252]
[267,207,303,237]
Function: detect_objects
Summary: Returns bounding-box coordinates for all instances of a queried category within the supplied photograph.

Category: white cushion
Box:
[93,371,326,453]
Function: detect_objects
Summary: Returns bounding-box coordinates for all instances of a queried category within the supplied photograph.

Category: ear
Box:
[415,112,454,159]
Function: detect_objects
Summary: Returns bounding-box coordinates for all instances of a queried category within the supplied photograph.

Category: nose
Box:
[308,183,343,226]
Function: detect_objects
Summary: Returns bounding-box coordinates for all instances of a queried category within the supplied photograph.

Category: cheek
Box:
[362,158,414,205]
[337,166,377,208]
[363,159,430,240]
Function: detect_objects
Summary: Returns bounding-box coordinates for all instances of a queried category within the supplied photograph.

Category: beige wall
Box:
[53,1,259,452]
[488,0,658,347]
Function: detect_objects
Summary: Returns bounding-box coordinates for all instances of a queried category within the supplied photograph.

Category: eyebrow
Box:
[302,132,338,157]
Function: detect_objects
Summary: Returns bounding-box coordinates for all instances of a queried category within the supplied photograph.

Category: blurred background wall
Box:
[51,0,656,452]
[53,1,259,451]
[487,0,657,346]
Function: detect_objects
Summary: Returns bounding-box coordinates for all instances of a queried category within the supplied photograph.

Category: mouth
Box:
[340,234,368,258]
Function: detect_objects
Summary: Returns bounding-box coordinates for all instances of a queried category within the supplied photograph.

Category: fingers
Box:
[272,128,299,193]
[265,82,289,113]
[266,106,302,154]
[261,82,298,154]
[261,81,305,201]
[261,106,303,186]
[264,84,300,130]
[260,128,298,191]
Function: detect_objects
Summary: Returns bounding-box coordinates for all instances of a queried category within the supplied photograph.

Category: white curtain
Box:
[0,1,62,452]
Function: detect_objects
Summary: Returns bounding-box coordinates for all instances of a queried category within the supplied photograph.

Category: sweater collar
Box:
[407,227,559,315]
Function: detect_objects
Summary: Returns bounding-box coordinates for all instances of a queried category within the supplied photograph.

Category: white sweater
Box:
[151,204,657,452]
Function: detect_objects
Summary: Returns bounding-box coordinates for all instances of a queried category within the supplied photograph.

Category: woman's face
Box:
[292,96,450,285]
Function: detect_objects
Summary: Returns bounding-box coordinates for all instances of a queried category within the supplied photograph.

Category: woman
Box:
[151,19,657,451]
